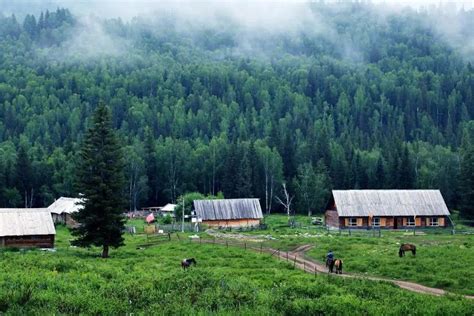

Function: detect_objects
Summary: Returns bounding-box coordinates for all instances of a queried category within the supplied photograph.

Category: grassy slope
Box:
[0,226,473,315]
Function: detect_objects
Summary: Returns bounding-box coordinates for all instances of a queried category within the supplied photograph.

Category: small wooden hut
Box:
[47,197,83,227]
[325,190,451,229]
[193,198,263,228]
[0,209,56,248]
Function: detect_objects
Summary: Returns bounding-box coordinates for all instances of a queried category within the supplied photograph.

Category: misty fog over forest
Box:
[0,1,473,219]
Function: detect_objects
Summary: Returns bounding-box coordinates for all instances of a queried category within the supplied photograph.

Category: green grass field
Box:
[207,215,474,296]
[1,223,474,315]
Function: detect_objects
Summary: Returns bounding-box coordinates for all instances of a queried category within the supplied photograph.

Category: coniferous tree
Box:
[399,145,414,189]
[16,143,33,208]
[72,103,126,258]
[459,124,474,220]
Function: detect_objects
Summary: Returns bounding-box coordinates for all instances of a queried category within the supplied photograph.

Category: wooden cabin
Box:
[193,198,263,228]
[325,190,451,229]
[0,209,56,248]
[48,197,83,227]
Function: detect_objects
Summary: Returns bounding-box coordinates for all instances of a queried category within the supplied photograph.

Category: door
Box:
[393,217,397,229]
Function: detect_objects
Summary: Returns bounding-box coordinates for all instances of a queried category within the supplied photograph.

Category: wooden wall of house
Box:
[338,216,449,229]
[325,210,339,227]
[203,219,261,228]
[1,235,55,248]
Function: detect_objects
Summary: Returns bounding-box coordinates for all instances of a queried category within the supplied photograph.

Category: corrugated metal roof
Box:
[194,199,263,220]
[47,197,83,215]
[0,209,56,237]
[333,190,450,217]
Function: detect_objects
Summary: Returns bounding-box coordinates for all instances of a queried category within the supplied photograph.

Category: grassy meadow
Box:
[0,221,474,314]
[211,215,474,296]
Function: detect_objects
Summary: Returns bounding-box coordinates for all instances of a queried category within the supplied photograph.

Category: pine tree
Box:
[399,145,414,189]
[16,143,33,208]
[71,103,126,258]
[144,128,159,206]
[459,125,474,220]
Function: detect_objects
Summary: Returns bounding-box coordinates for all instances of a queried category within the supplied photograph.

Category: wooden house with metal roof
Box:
[47,197,83,227]
[0,208,56,248]
[325,190,451,229]
[193,198,263,228]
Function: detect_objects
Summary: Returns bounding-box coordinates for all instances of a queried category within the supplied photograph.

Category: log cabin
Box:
[325,190,451,229]
[0,209,56,248]
[193,198,263,228]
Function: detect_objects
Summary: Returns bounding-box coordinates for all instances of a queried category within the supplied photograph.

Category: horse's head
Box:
[190,258,197,265]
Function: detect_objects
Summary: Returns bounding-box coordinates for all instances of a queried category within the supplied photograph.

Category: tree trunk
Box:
[102,245,109,258]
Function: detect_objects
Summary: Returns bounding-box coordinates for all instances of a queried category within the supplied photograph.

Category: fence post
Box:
[244,243,247,250]
[413,227,416,236]
[287,251,289,261]
[304,261,306,272]
[378,229,381,238]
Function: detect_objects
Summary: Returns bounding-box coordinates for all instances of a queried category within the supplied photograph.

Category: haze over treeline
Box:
[0,2,473,218]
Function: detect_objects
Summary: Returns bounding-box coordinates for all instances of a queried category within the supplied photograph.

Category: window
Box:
[406,217,415,226]
[349,218,358,227]
[429,217,439,227]
[372,217,380,227]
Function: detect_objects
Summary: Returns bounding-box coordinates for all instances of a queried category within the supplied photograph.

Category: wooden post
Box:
[168,233,171,241]
[304,261,306,271]
[244,243,247,250]
[378,229,381,238]
[286,251,289,261]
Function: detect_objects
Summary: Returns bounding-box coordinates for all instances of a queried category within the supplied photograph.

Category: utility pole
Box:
[181,196,185,233]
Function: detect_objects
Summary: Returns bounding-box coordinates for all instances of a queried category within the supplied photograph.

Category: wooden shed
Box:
[193,199,263,228]
[47,197,83,227]
[325,190,451,229]
[0,209,56,248]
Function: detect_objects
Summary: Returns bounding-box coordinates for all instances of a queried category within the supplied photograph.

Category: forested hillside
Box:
[0,4,473,217]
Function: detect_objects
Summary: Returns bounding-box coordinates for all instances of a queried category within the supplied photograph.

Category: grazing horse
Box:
[181,258,197,270]
[399,243,416,257]
[327,258,343,274]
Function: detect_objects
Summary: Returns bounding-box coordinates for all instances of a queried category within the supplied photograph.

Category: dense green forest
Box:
[0,4,473,218]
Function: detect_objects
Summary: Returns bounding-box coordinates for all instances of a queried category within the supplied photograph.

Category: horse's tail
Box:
[413,246,416,256]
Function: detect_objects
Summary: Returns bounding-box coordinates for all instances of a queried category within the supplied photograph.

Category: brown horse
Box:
[328,258,343,274]
[399,243,416,257]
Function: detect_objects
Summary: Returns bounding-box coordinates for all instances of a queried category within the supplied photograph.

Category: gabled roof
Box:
[0,209,56,237]
[332,190,450,217]
[47,197,83,215]
[160,203,176,212]
[194,199,263,220]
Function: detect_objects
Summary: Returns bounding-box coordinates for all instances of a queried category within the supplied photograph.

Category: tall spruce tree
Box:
[71,103,126,258]
[459,124,474,221]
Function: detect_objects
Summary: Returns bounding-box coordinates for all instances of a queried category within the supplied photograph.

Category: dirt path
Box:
[197,239,474,299]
